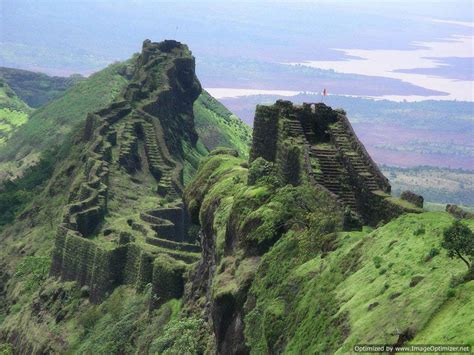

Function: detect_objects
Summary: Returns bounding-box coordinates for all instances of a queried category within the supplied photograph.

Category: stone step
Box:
[312,147,337,152]
[315,156,338,161]
[157,249,200,264]
[146,237,201,253]
[315,151,337,155]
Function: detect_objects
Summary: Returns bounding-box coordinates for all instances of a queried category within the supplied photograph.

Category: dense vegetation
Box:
[0,79,31,113]
[0,67,83,108]
[0,150,55,227]
[182,151,474,353]
[194,91,251,158]
[0,79,31,147]
[0,109,28,146]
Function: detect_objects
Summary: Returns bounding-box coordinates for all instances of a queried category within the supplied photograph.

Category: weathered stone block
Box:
[400,191,424,208]
[250,105,279,163]
[149,255,186,310]
[446,204,474,219]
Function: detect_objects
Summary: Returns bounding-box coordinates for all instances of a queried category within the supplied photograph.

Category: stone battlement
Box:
[250,100,422,226]
[50,40,203,308]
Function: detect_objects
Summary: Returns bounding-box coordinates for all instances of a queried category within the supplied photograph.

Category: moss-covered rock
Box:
[401,190,424,208]
[247,157,277,186]
[150,255,187,310]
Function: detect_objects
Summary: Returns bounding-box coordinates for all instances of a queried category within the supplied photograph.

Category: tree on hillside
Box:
[442,220,474,271]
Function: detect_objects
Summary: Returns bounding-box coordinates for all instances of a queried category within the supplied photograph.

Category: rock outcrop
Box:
[446,204,474,219]
[401,190,424,209]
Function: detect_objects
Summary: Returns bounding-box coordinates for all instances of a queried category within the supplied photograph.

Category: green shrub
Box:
[104,288,124,321]
[413,227,426,236]
[78,306,102,334]
[449,275,464,288]
[14,256,51,293]
[373,256,383,269]
[0,150,55,227]
[149,316,208,354]
[442,220,474,269]
[424,247,440,262]
[247,157,278,186]
[0,343,13,355]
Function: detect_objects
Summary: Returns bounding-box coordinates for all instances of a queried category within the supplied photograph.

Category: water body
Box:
[206,88,461,103]
[285,20,474,102]
[206,88,301,100]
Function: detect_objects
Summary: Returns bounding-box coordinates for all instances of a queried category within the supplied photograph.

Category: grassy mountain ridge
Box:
[184,90,251,183]
[0,42,253,353]
[194,90,251,158]
[0,64,250,182]
[0,79,31,148]
[0,62,132,175]
[0,65,130,184]
[0,67,83,108]
[182,151,473,353]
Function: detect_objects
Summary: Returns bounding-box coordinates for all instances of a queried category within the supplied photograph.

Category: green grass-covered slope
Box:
[0,66,251,182]
[193,90,251,158]
[0,62,132,180]
[0,62,130,161]
[0,80,30,147]
[183,151,474,354]
[0,79,31,113]
[0,67,83,108]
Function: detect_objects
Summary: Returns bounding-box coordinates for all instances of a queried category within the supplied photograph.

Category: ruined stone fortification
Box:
[50,40,202,307]
[250,100,422,226]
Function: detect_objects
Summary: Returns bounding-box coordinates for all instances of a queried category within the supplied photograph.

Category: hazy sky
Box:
[1,0,472,100]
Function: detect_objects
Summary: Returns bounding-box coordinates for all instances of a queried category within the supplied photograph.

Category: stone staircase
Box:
[140,120,166,180]
[134,203,200,264]
[117,117,180,199]
[300,120,317,143]
[329,123,380,191]
[286,116,305,138]
[118,121,140,172]
[310,146,358,211]
[136,114,180,200]
[285,116,358,210]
